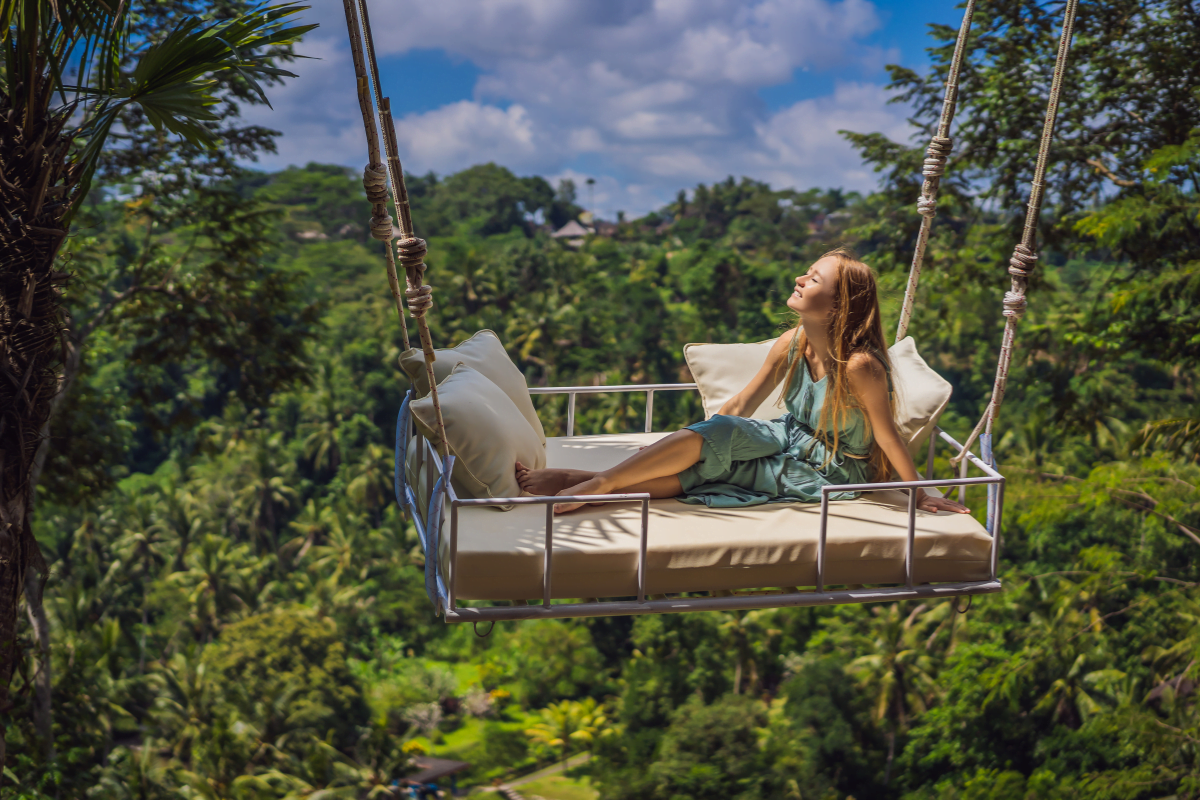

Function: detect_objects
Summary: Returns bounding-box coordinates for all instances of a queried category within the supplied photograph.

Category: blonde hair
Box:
[778,247,894,481]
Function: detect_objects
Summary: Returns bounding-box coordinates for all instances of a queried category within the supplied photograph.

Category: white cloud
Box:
[393,101,543,174]
[240,0,917,215]
[750,82,914,189]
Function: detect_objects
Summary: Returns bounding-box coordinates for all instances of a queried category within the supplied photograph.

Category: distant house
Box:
[550,219,590,248]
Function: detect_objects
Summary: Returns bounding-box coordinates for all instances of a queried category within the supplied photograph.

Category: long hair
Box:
[777,247,894,481]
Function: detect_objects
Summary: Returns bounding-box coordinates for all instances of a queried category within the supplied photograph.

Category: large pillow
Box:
[684,335,952,457]
[410,364,547,507]
[888,336,953,459]
[401,330,545,446]
[684,338,784,421]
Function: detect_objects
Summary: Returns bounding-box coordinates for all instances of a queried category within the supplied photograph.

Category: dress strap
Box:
[869,347,894,394]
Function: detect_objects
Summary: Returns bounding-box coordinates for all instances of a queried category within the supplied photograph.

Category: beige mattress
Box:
[419,432,994,601]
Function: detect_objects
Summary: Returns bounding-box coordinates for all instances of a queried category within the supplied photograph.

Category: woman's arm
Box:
[847,354,969,514]
[717,329,797,417]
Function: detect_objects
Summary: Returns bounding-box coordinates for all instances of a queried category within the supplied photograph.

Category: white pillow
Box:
[684,338,784,420]
[410,364,547,507]
[401,330,545,446]
[683,335,952,457]
[888,336,953,459]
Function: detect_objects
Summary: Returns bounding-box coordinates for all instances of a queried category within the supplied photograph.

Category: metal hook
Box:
[953,594,973,614]
[473,620,495,638]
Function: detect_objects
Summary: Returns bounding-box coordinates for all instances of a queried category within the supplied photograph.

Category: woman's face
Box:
[786,256,839,319]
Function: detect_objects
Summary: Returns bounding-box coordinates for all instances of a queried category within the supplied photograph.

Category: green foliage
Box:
[201,608,369,749]
[11,3,1200,795]
[647,695,768,800]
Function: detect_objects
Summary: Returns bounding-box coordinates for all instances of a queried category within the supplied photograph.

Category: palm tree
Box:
[167,534,257,642]
[347,442,392,527]
[234,430,299,554]
[0,1,312,765]
[114,495,170,672]
[302,362,343,476]
[846,602,944,786]
[154,479,206,573]
[1034,653,1125,728]
[525,698,611,769]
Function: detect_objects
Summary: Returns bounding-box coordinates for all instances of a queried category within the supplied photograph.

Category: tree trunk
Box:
[883,730,895,786]
[24,571,54,763]
[0,69,75,777]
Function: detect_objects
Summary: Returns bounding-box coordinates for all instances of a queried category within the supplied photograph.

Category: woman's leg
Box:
[515,463,595,495]
[553,430,702,512]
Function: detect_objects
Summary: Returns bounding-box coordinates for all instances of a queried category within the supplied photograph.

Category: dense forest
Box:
[4,0,1200,798]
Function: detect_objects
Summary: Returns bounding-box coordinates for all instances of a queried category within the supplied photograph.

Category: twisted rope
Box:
[397,237,433,317]
[895,0,978,343]
[953,0,1079,467]
[345,0,448,460]
[342,0,410,352]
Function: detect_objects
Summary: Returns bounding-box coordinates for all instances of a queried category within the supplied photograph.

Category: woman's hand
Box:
[916,489,970,514]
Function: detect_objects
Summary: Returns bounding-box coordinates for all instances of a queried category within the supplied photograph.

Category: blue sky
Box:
[242,0,967,218]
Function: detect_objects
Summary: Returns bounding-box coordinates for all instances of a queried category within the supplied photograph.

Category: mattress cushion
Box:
[436,432,993,600]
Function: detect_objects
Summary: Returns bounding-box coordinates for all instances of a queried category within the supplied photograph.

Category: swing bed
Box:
[339,0,1080,623]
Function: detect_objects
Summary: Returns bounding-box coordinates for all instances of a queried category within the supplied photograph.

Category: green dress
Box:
[677,340,881,507]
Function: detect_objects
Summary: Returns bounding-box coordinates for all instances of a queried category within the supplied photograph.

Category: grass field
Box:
[511,775,599,800]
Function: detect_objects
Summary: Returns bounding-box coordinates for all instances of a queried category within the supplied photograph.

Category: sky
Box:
[240,0,965,219]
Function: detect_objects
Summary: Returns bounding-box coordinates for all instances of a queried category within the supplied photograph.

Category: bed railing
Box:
[394,383,1004,623]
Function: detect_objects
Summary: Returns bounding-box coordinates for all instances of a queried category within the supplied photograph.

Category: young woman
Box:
[516,248,970,516]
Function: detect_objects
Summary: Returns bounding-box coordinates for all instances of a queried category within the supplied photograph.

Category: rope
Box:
[953,0,1079,467]
[895,0,978,343]
[346,0,449,458]
[341,0,409,351]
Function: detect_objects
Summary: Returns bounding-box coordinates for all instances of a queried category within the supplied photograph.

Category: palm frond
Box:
[1131,417,1200,462]
[62,2,315,220]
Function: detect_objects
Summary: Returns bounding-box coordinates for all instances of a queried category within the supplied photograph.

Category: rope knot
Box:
[1003,290,1027,318]
[362,163,388,204]
[923,136,952,178]
[396,237,428,270]
[917,196,937,218]
[369,212,394,241]
[405,283,434,318]
[1008,244,1038,277]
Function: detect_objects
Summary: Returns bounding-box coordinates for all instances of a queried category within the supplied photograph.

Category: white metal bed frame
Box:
[394,383,1004,623]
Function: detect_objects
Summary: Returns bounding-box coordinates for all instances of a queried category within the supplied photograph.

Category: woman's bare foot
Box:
[553,476,610,514]
[515,462,578,496]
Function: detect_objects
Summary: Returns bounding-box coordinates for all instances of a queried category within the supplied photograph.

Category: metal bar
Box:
[567,392,576,437]
[453,491,652,508]
[423,437,446,476]
[817,491,830,592]
[407,486,427,550]
[443,580,1004,622]
[449,502,459,611]
[926,429,937,480]
[992,480,1005,579]
[432,470,451,606]
[905,488,917,588]
[529,383,698,395]
[638,499,649,603]
[958,451,969,505]
[645,389,655,433]
[937,429,1002,478]
[544,504,554,608]
[822,475,999,493]
[982,433,997,535]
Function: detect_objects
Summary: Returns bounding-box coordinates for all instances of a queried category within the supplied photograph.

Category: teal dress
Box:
[677,341,882,507]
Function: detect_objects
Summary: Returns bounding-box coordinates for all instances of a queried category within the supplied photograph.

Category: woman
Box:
[517,248,969,516]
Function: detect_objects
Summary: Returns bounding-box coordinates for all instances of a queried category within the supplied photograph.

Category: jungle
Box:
[2,0,1199,798]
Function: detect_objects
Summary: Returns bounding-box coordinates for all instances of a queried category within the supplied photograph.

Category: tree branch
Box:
[1086,158,1138,188]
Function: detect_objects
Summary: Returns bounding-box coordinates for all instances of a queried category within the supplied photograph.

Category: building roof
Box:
[407,757,471,783]
[550,220,591,238]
